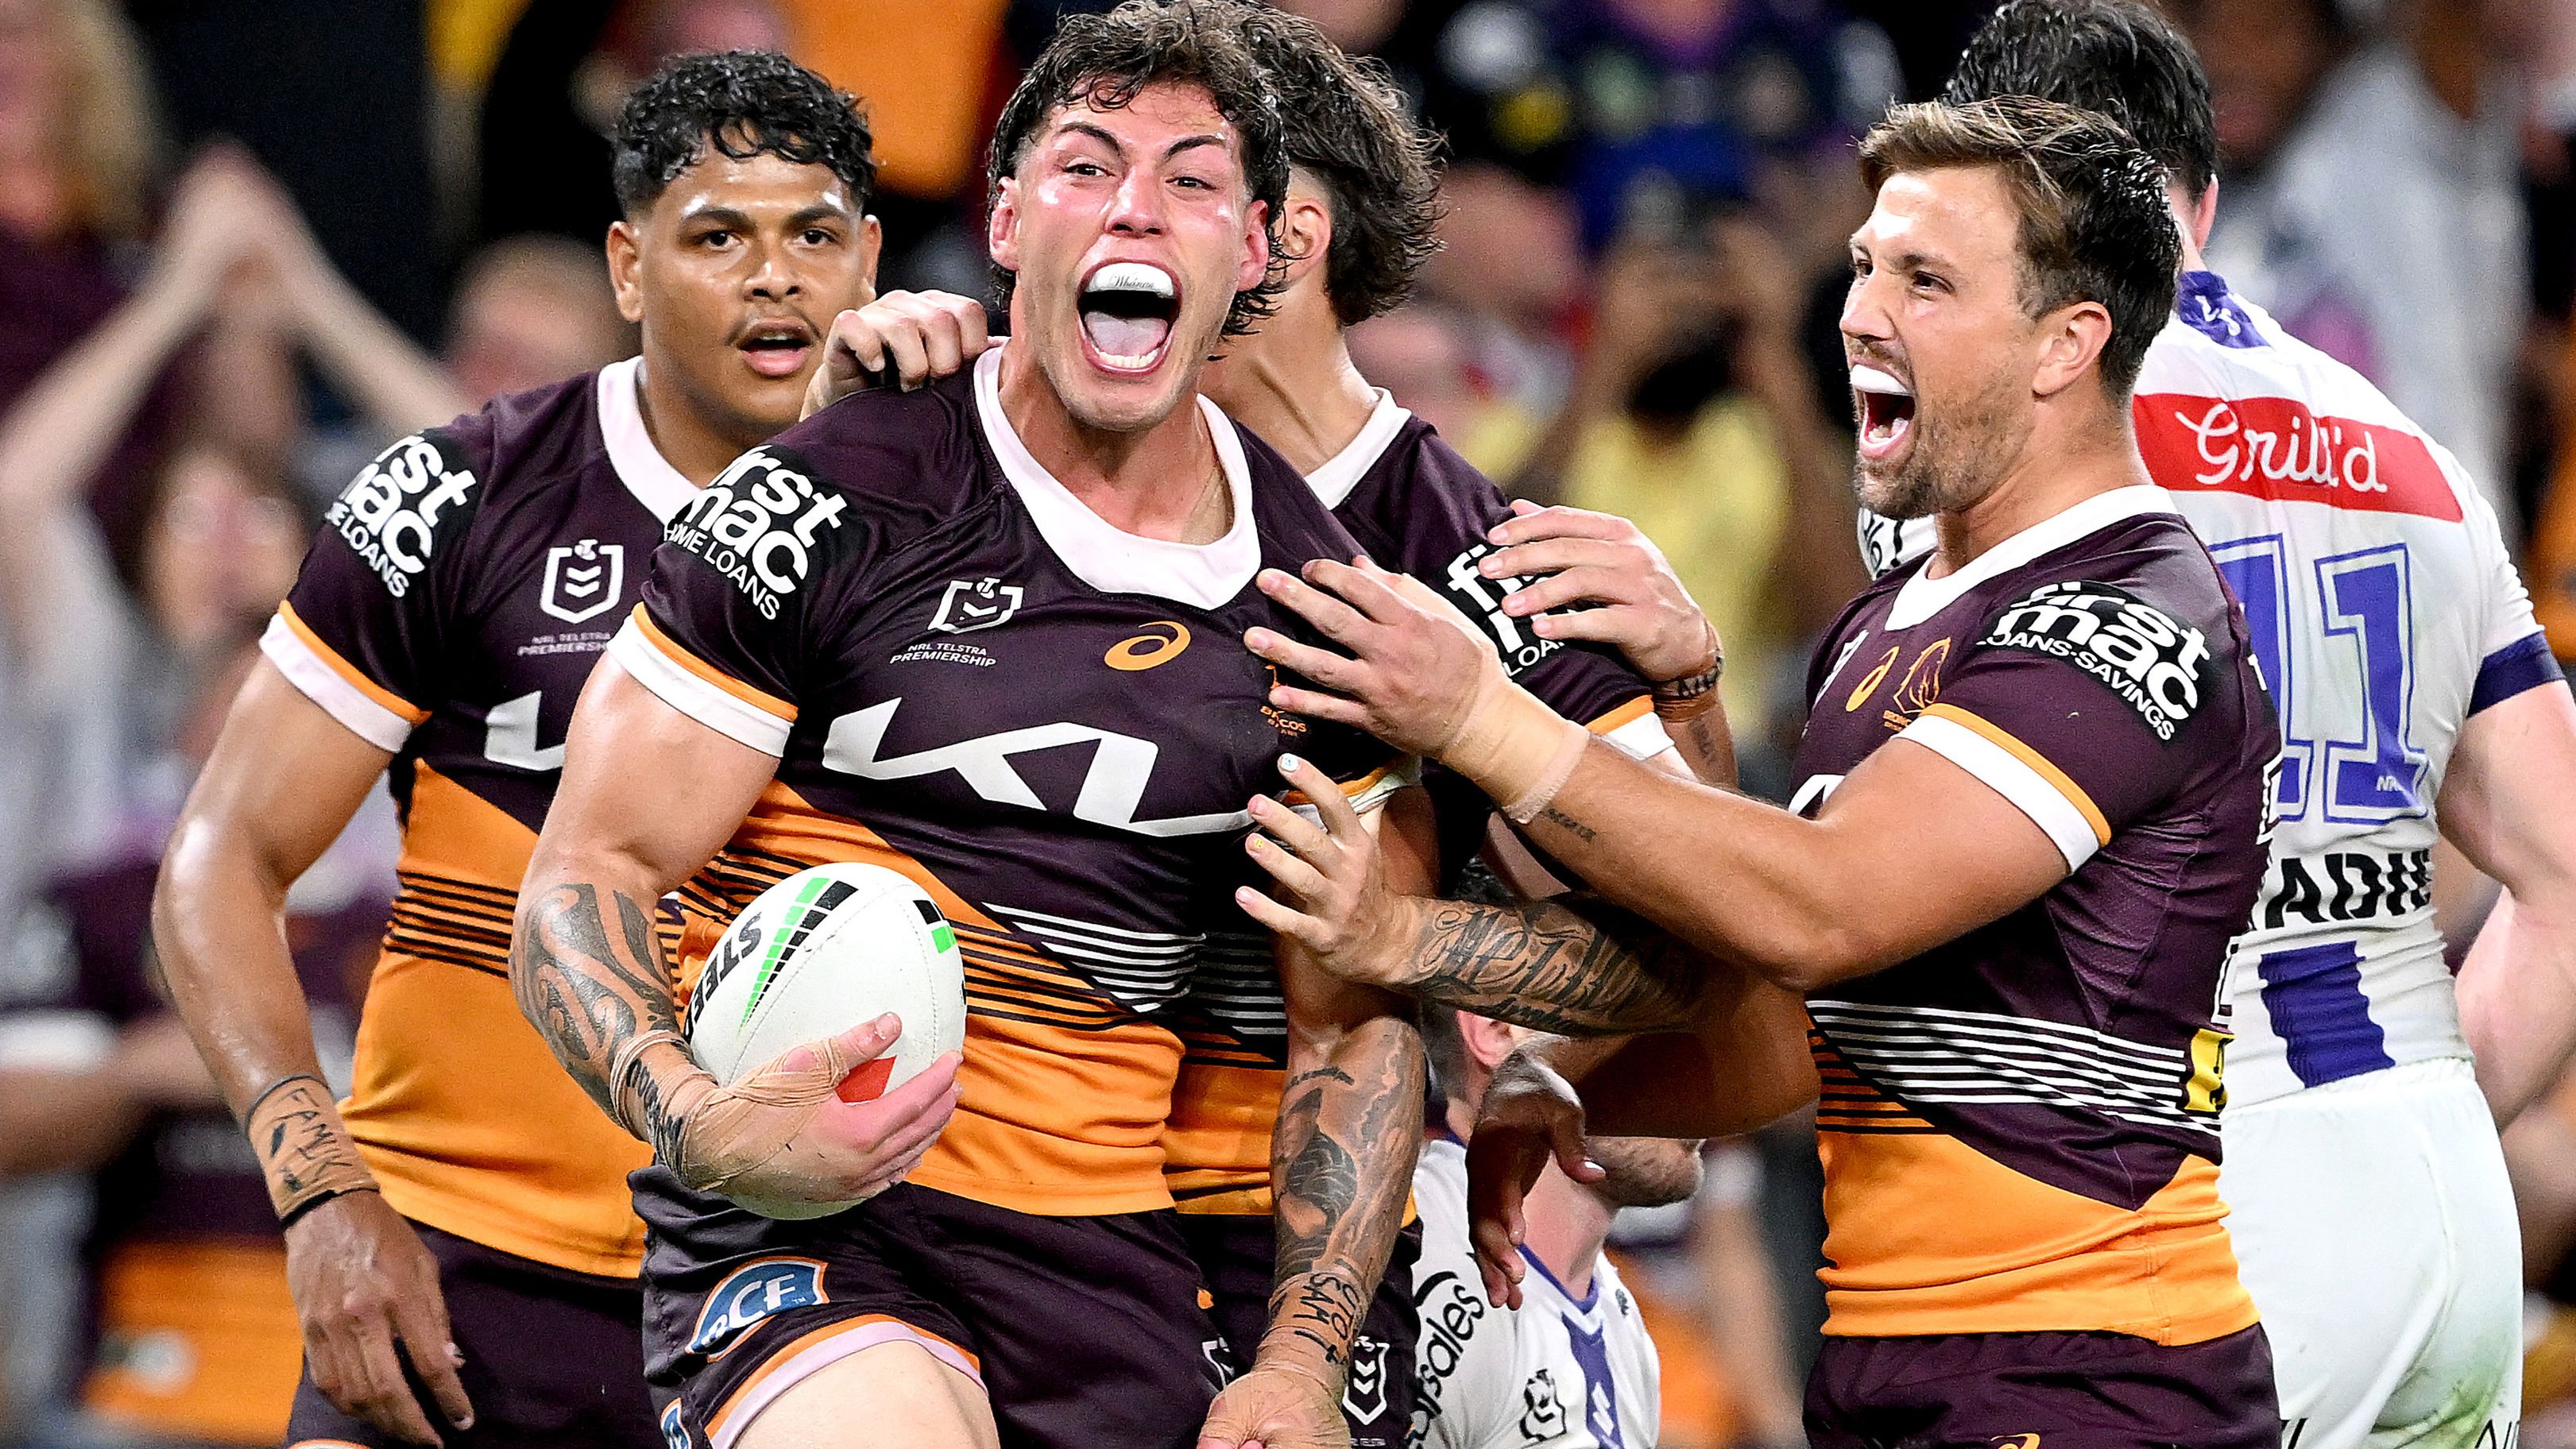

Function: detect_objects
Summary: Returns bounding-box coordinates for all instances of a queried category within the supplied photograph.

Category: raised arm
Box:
[1247,561,2067,991]
[2442,678,2576,1124]
[1205,765,1435,1449]
[515,657,960,1209]
[152,661,475,1446]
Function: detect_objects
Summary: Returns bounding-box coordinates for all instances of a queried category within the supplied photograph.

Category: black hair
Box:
[1861,97,2181,393]
[1943,0,2219,198]
[985,0,1289,338]
[1237,8,1443,326]
[611,50,876,216]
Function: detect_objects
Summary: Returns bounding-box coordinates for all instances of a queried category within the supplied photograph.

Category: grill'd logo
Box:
[1982,581,2211,742]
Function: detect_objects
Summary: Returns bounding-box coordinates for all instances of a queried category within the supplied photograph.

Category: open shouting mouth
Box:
[737,316,817,380]
[1078,261,1180,375]
[1851,363,1916,462]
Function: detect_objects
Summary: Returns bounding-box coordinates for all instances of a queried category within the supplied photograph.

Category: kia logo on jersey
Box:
[540,539,624,624]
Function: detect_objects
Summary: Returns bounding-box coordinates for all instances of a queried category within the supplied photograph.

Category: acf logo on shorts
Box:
[687,1257,830,1358]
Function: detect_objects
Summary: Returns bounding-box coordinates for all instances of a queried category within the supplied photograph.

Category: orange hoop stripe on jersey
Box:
[1588,695,1654,734]
[703,1315,982,1446]
[274,602,431,724]
[632,607,799,721]
[1916,704,2112,846]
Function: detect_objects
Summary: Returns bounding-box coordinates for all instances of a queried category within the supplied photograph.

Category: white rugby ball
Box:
[686,862,967,1219]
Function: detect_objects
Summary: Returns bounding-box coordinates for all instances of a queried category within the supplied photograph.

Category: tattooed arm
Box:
[516,659,961,1209]
[1204,771,1436,1449]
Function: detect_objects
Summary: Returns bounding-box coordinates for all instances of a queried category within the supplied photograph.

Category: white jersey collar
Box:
[1302,389,1411,508]
[595,357,698,524]
[1886,484,2174,629]
[973,345,1259,609]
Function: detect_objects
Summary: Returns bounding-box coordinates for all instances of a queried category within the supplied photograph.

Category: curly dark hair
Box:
[1236,9,1442,327]
[985,0,1289,338]
[611,50,876,216]
[1944,0,2219,199]
[1860,98,2180,393]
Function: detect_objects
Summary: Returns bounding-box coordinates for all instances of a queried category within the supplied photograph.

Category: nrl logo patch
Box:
[540,539,623,624]
[930,578,1023,635]
[1342,1335,1390,1424]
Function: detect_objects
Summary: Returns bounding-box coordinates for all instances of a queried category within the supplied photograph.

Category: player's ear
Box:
[2190,180,2218,253]
[1458,1012,1521,1073]
[606,219,645,326]
[2031,298,2111,400]
[988,179,1022,275]
[854,214,884,305]
[1274,187,1331,292]
[1236,197,1271,296]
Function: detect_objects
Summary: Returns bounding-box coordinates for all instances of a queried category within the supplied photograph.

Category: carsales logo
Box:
[2134,393,2461,521]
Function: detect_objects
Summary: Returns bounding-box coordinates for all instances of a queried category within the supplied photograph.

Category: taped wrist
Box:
[1438,677,1590,825]
[244,1073,378,1225]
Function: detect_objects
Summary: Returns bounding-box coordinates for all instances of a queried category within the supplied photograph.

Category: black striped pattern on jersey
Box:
[1808,999,2205,1137]
[387,870,686,985]
[1810,1029,1934,1135]
[678,845,1141,1033]
[1170,930,1286,1068]
[385,871,516,978]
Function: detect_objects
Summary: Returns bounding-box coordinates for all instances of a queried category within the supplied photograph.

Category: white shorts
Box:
[2219,1057,2520,1449]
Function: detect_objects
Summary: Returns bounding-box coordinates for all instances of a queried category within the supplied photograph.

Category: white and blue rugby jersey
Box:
[1411,1135,1659,1449]
[1859,271,2564,1109]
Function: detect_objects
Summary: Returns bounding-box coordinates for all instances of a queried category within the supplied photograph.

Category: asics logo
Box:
[1105,621,1189,670]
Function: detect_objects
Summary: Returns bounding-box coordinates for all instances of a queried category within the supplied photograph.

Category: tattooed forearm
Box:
[1264,1012,1425,1379]
[510,882,681,1126]
[1537,806,1596,842]
[1405,896,1706,1034]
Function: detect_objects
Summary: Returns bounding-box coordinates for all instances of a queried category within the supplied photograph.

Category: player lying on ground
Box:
[150,52,907,1449]
[512,6,1427,1447]
[1246,99,2289,1449]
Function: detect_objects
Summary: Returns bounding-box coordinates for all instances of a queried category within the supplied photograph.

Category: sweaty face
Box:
[621,149,880,444]
[989,82,1270,435]
[1840,166,2041,522]
[1584,1135,1704,1210]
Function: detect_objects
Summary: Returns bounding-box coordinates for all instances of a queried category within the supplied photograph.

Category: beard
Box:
[1584,1136,1704,1209]
[1853,362,2027,521]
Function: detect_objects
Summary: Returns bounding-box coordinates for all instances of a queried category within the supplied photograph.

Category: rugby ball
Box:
[686,862,967,1219]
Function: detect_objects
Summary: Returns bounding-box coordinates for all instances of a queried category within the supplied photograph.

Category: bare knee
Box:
[733,1339,996,1449]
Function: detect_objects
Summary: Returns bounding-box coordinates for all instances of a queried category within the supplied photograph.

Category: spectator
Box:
[1419,161,1588,420]
[441,233,633,410]
[1504,214,1861,786]
[1348,301,1559,487]
[0,633,385,1449]
[2186,0,2528,504]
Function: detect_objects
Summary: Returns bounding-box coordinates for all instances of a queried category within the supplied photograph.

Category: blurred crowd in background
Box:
[8,1,2576,1446]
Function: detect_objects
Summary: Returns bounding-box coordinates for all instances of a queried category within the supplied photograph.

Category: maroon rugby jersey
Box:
[257,359,694,1276]
[618,346,1406,1217]
[1791,485,2275,1345]
[1163,391,1673,1216]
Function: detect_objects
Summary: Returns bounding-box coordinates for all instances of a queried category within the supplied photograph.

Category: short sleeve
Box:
[611,444,876,757]
[1352,432,1671,763]
[1894,578,2238,873]
[263,427,486,752]
[2458,476,2564,715]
